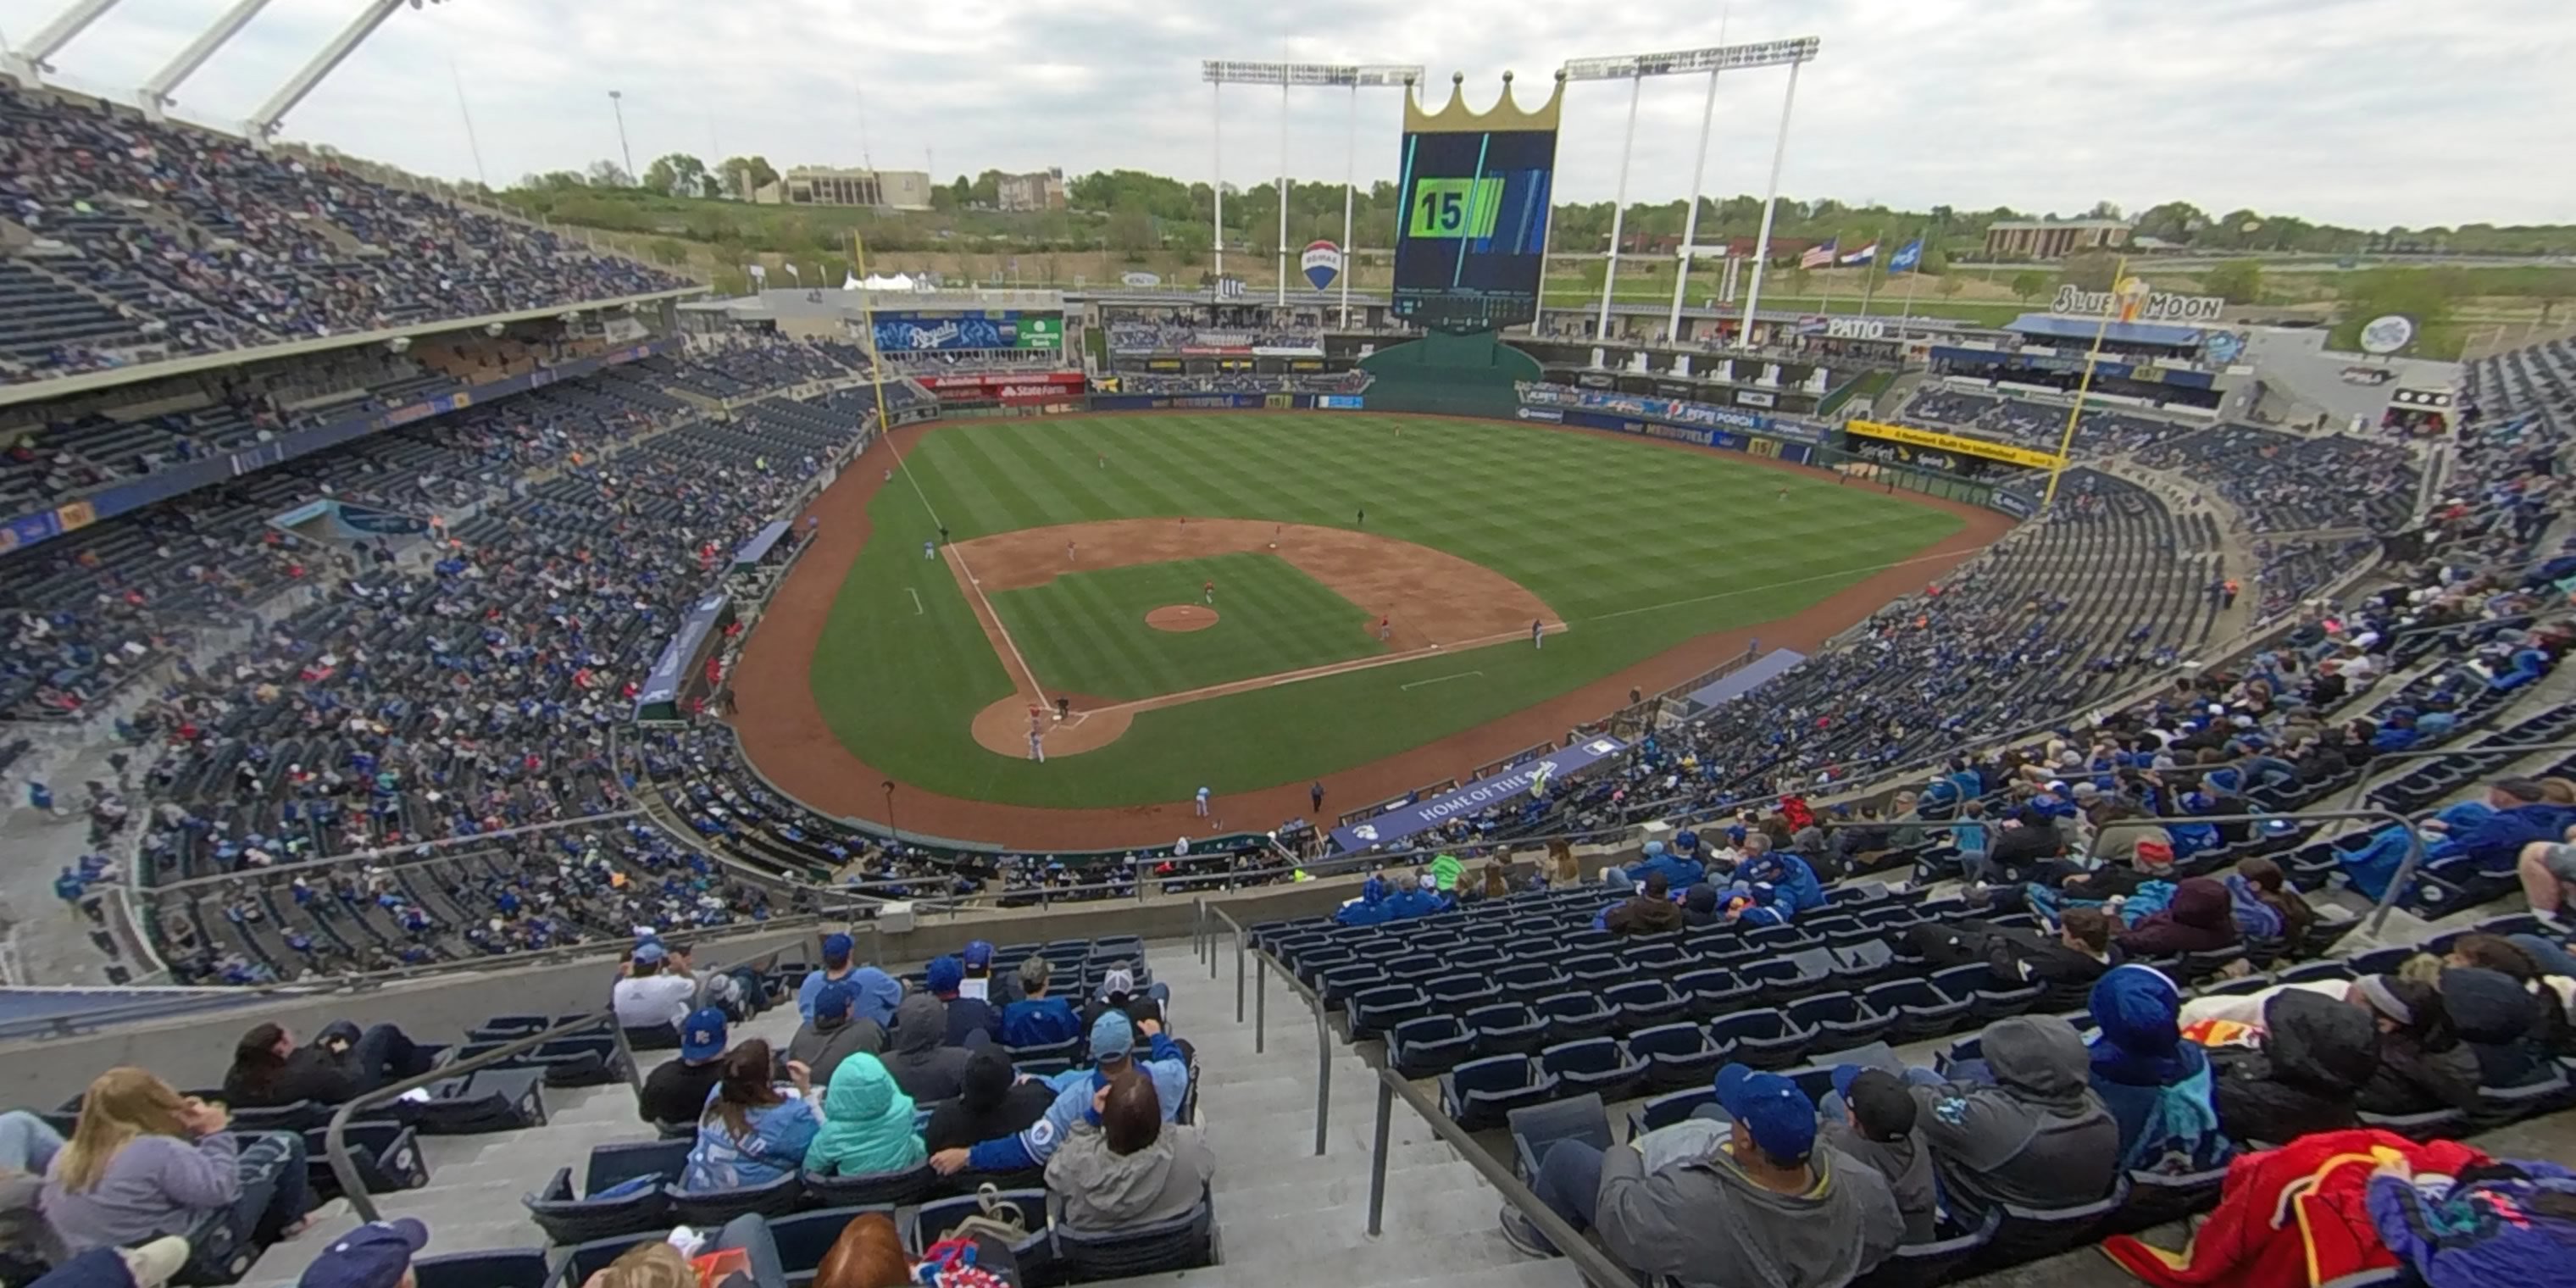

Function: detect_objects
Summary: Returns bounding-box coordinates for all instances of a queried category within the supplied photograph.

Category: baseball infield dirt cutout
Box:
[958,519,1560,759]
[1144,605,1219,632]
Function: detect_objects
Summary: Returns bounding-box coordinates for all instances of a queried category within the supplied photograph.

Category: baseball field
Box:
[729,411,2011,844]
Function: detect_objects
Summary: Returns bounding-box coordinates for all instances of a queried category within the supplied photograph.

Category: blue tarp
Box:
[1683,648,1807,710]
[2007,314,2206,348]
[732,519,791,567]
[635,591,730,714]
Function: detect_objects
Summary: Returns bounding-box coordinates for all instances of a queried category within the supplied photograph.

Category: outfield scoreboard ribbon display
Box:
[1388,76,1563,334]
[1842,419,2063,471]
[1328,734,1627,852]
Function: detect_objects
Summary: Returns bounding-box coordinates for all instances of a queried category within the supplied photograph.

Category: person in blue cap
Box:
[291,1218,425,1288]
[927,1009,1190,1177]
[637,1007,731,1127]
[25,1237,186,1288]
[1497,1063,1902,1285]
[924,955,1002,1047]
[959,940,1013,1006]
[1622,841,1703,892]
[798,934,901,1027]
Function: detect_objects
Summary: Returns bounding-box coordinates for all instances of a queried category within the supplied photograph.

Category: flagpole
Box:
[2041,254,2131,514]
[1901,227,1923,317]
[1858,230,1880,318]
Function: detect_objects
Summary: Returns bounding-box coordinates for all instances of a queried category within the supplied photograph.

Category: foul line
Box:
[907,588,924,615]
[942,545,1048,705]
[1401,670,1484,691]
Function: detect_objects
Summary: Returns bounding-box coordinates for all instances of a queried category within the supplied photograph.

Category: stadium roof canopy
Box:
[2007,313,2207,348]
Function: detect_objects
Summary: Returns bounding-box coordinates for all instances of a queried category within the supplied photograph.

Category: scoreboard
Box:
[1389,74,1563,334]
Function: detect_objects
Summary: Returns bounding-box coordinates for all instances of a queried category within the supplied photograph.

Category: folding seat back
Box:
[1675,967,1758,1022]
[1627,1023,1725,1091]
[1383,954,1443,985]
[1707,1008,1813,1070]
[620,1023,681,1052]
[1447,944,1508,973]
[1786,991,1891,1049]
[1439,1056,1559,1130]
[1847,1210,2000,1288]
[302,1121,428,1198]
[1346,984,1429,1040]
[1742,954,1829,1007]
[1492,963,1568,1004]
[800,1162,936,1208]
[663,1171,802,1228]
[1624,942,1697,974]
[2357,1107,2469,1142]
[1829,940,1898,986]
[522,1139,687,1245]
[1466,1002,1549,1058]
[414,1067,547,1135]
[1505,1092,1613,1181]
[1628,1086,1718,1137]
[1425,974,1502,1013]
[1055,1187,1216,1280]
[1863,979,1973,1044]
[1390,1014,1475,1079]
[1540,1037,1646,1102]
[1968,1176,2130,1275]
[1532,991,1616,1046]
[1317,962,1380,1005]
[1603,980,1689,1034]
[414,1247,547,1288]
[1563,954,1626,992]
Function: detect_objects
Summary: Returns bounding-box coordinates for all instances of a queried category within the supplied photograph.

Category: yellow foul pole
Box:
[849,231,899,447]
[2040,254,2133,514]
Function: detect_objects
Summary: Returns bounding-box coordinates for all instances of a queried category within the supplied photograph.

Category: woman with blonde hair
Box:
[579,1215,784,1288]
[41,1067,341,1263]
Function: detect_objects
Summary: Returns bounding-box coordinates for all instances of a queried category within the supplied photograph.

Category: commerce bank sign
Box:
[2051,284,2224,324]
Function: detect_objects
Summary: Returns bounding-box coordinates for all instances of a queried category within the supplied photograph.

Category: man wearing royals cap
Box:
[297,1219,427,1288]
[1497,1063,1903,1286]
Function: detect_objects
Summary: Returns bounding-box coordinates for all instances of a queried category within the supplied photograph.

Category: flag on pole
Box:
[1798,238,1839,269]
[1840,242,1879,266]
[1887,239,1924,273]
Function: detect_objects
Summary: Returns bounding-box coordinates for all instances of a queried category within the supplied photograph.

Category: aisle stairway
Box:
[241,942,1566,1288]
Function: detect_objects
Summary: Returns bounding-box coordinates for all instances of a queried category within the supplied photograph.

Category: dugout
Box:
[634,590,736,724]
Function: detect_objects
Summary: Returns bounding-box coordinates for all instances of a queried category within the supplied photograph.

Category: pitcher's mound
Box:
[1146,604,1219,632]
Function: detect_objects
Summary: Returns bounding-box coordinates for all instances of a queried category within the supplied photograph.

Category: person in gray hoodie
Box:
[1907,1015,2121,1221]
[786,980,885,1089]
[882,991,972,1102]
[1045,1068,1214,1231]
[1500,1063,1903,1288]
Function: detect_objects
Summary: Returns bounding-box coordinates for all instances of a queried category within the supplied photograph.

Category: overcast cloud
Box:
[4,0,2567,229]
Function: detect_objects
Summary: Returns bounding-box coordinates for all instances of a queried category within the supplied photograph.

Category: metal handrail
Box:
[322,943,797,1219]
[1222,913,1330,1158]
[1366,1068,1642,1288]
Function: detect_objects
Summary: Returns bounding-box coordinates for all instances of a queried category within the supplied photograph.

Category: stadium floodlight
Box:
[1202,60,1424,314]
[1557,36,1819,346]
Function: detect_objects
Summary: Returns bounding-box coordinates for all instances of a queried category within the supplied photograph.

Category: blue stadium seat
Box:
[1708,1009,1813,1069]
[303,1121,427,1198]
[1506,1093,1613,1182]
[1627,1085,1718,1138]
[1848,1210,2000,1288]
[1390,1014,1476,1079]
[1492,963,1570,1004]
[1346,984,1429,1040]
[553,1233,665,1288]
[1627,1023,1727,1091]
[414,1248,548,1288]
[800,1162,936,1208]
[1676,967,1759,1022]
[1741,951,1833,1006]
[1425,974,1502,1013]
[1055,1187,1216,1280]
[1965,1176,2131,1275]
[1441,1056,1559,1131]
[1603,980,1689,1034]
[522,1140,687,1245]
[664,1172,802,1227]
[1532,991,1617,1046]
[1467,1002,1550,1058]
[1862,980,1973,1043]
[1540,1038,1646,1102]
[1786,991,1892,1048]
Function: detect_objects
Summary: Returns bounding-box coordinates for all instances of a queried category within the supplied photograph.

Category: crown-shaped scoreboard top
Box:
[1404,69,1568,134]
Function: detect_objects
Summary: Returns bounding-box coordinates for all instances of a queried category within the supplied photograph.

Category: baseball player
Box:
[1202,580,1215,606]
[1531,619,1545,649]
[1194,785,1211,817]
[1377,615,1394,642]
[923,540,935,561]
[1065,540,1076,564]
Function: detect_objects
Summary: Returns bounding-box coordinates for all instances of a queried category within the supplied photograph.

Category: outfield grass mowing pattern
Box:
[809,413,1967,808]
[989,552,1385,702]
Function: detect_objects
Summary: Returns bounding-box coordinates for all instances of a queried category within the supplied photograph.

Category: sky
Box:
[3,0,2568,230]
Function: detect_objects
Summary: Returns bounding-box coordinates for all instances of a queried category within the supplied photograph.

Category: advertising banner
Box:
[1330,735,1626,852]
[1015,317,1064,349]
[872,313,1062,353]
[1843,419,2062,470]
[1517,382,1772,432]
[922,372,1085,398]
[1314,395,1365,410]
[1301,240,1343,290]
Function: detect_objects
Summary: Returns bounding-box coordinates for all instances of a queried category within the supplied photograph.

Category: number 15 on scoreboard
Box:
[1407,177,1503,239]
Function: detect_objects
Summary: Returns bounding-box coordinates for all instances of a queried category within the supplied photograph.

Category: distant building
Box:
[1983,219,2131,260]
[755,166,935,211]
[997,169,1068,212]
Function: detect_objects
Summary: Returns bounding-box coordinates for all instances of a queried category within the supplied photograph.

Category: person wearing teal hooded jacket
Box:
[804,1053,927,1178]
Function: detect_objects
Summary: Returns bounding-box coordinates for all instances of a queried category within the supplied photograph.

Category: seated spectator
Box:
[805,1054,925,1180]
[2115,876,2240,958]
[1907,1016,2121,1221]
[1821,1069,1937,1242]
[924,1047,1052,1156]
[1498,1063,1903,1285]
[813,1209,1021,1288]
[1623,841,1701,891]
[1739,847,1827,918]
[1080,969,1143,1031]
[1603,871,1683,936]
[799,935,900,1026]
[639,1008,731,1129]
[928,1011,1190,1177]
[2347,976,2481,1118]
[787,980,883,1087]
[1982,808,2069,886]
[925,957,1000,1048]
[2439,937,2567,1086]
[221,1021,430,1108]
[1679,885,1724,928]
[2085,966,2227,1171]
[680,1041,822,1192]
[289,1217,425,1288]
[1333,875,1395,928]
[959,941,1011,1006]
[1046,1068,1214,1230]
[999,958,1082,1049]
[883,993,972,1102]
[1908,906,2121,993]
[614,942,700,1032]
[579,1217,779,1288]
[2364,1155,2576,1288]
[1384,871,1452,920]
[42,1068,346,1260]
[2051,809,2174,902]
[2515,828,2576,924]
[2210,989,2380,1147]
[2229,856,2314,946]
[2421,778,2576,873]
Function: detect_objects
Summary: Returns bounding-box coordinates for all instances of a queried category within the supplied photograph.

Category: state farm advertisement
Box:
[921,372,1086,403]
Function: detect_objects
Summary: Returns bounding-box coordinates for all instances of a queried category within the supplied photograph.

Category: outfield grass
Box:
[808,413,1968,808]
[988,552,1384,702]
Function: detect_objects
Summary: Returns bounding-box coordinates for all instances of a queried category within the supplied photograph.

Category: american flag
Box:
[1798,238,1838,269]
